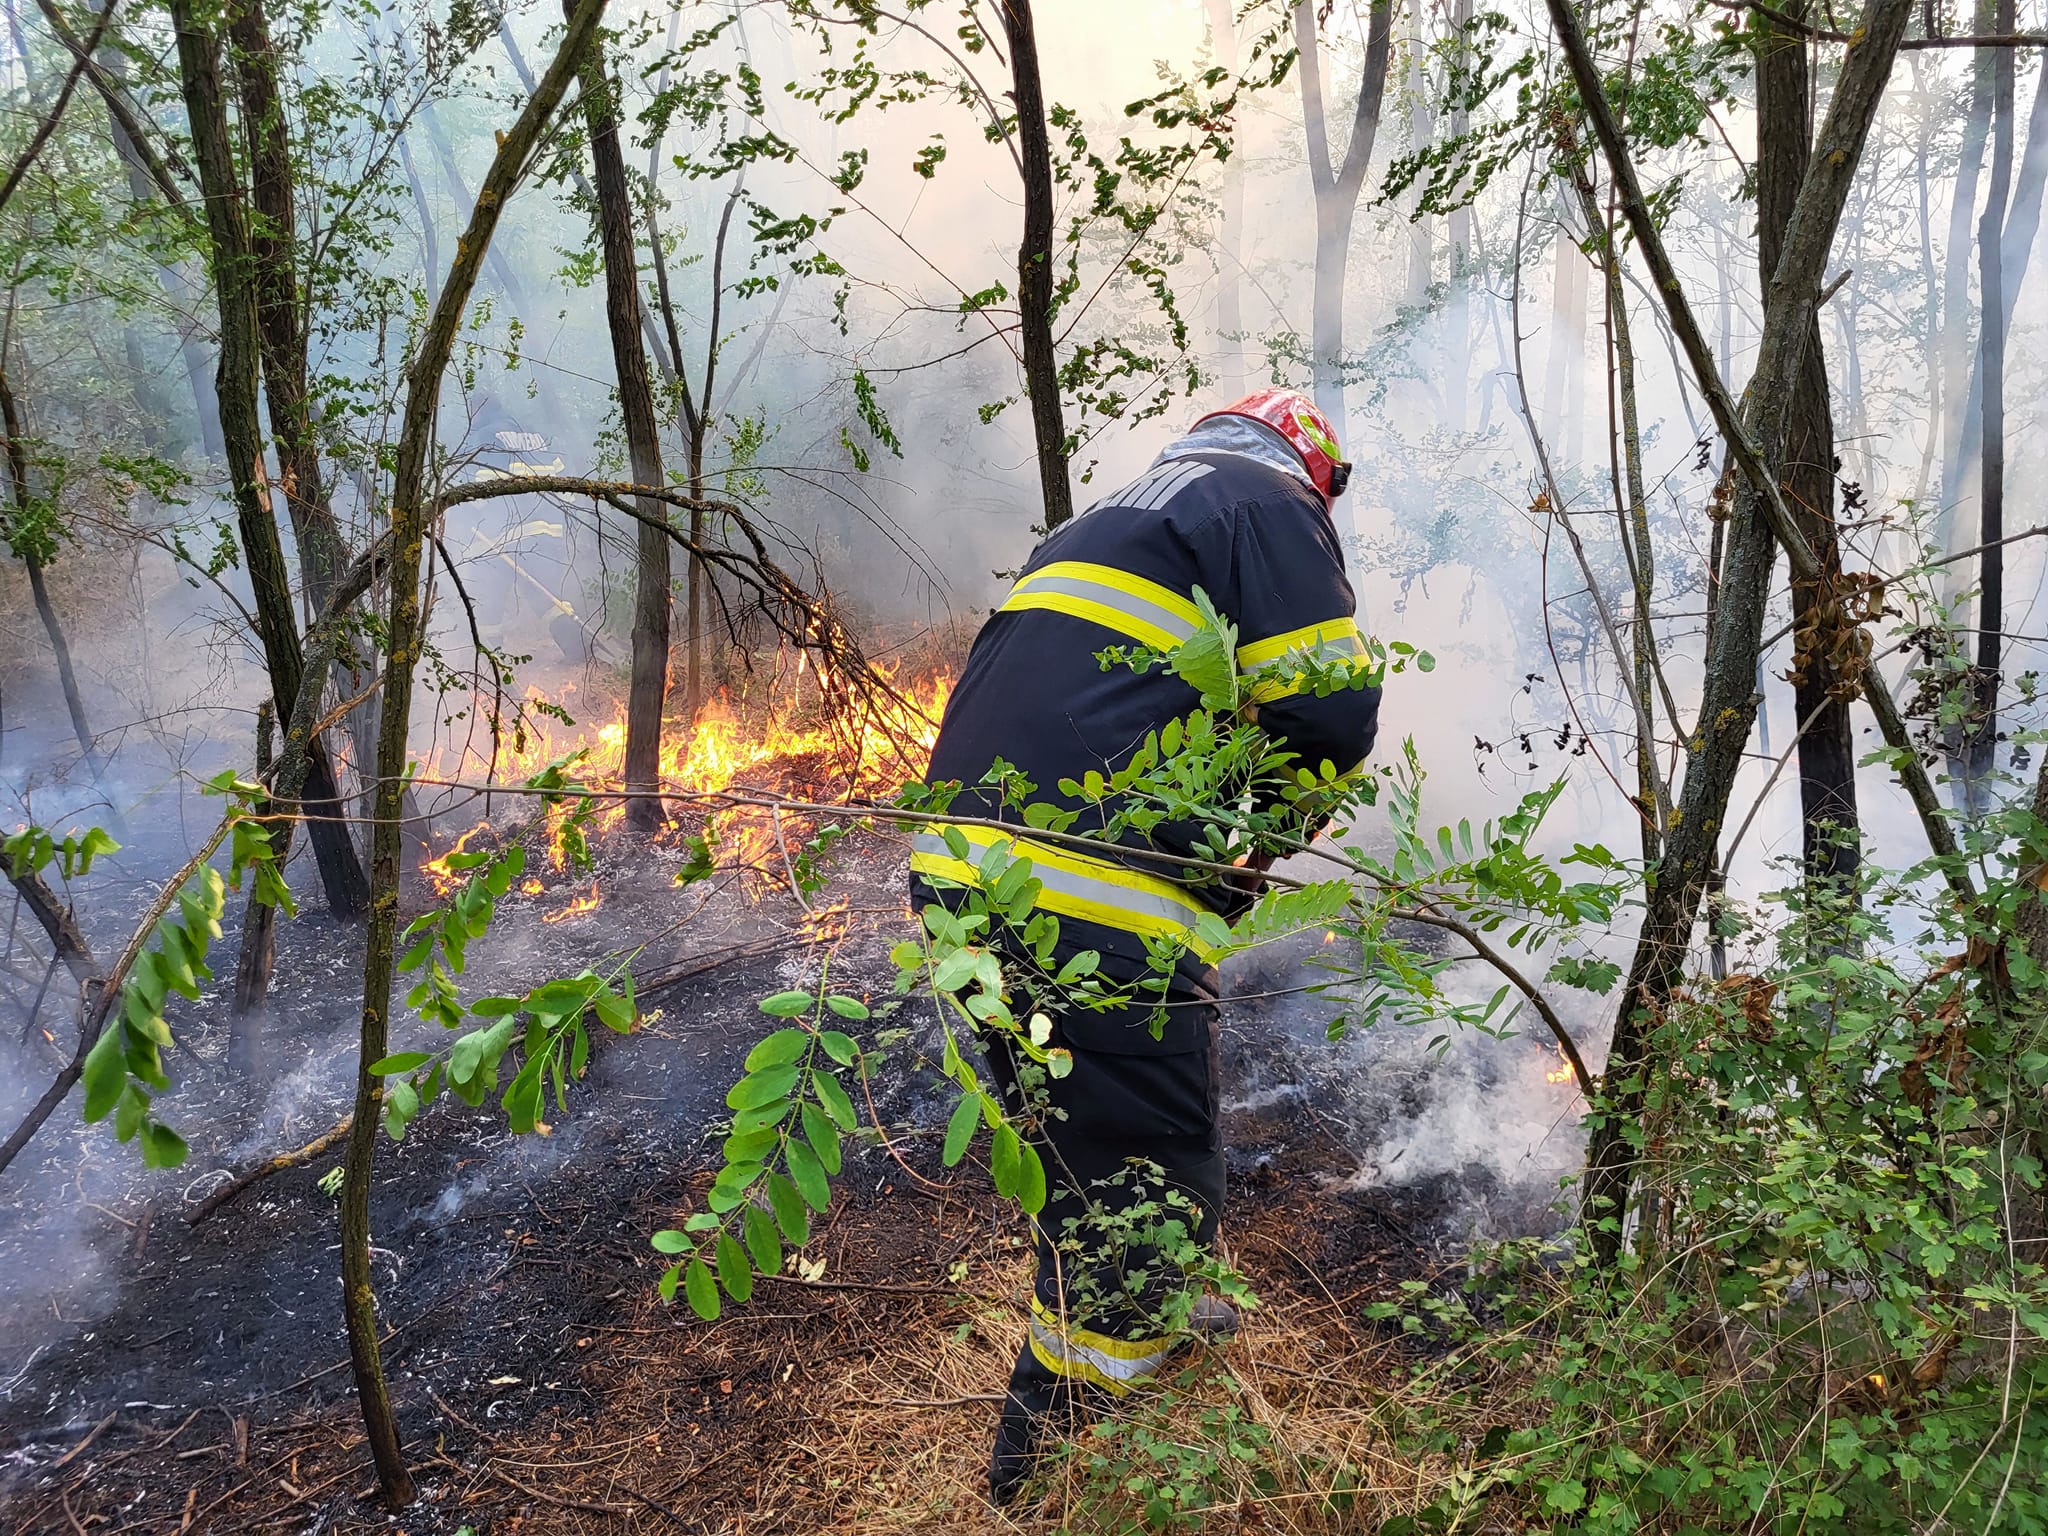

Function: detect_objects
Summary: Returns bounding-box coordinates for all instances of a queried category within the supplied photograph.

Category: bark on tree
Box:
[1565,168,1658,858]
[1963,0,2016,814]
[168,0,369,921]
[1204,0,1246,399]
[1757,0,1859,891]
[226,0,348,609]
[997,0,1073,529]
[1545,0,1913,1257]
[1445,0,1474,435]
[573,0,672,836]
[0,362,100,772]
[1293,0,1392,440]
[1936,0,1995,546]
[95,26,221,459]
[342,0,605,1504]
[1402,2,1434,309]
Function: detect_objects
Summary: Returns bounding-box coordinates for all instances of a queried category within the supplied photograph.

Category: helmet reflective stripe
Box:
[1196,387,1352,507]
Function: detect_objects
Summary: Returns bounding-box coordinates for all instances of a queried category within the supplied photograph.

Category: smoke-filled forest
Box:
[1,0,2045,1528]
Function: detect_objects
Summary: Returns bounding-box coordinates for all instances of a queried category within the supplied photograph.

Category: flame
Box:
[423,823,490,897]
[1543,1045,1576,1085]
[542,881,602,924]
[419,655,953,886]
[520,878,544,896]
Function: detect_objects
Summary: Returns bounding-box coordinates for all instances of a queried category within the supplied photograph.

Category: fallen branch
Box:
[185,1115,353,1226]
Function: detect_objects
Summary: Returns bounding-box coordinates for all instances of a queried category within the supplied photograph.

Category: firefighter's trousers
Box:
[982,993,1225,1405]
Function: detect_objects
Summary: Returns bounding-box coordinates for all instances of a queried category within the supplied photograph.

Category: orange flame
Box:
[1544,1046,1576,1085]
[423,823,490,898]
[542,881,602,924]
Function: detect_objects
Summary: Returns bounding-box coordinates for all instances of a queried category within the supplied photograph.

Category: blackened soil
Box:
[0,849,1524,1534]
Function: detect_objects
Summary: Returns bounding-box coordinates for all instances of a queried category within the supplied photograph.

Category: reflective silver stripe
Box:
[1003,574,1199,646]
[1124,460,1213,511]
[1028,1317,1172,1383]
[909,828,1224,961]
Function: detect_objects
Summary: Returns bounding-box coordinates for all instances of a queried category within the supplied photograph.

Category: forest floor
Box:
[0,815,1560,1534]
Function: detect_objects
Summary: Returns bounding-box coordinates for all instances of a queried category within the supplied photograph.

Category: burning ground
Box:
[0,679,1586,1533]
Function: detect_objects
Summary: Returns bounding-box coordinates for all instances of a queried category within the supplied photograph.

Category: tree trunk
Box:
[226,0,348,611]
[1445,0,1473,436]
[343,1,604,1505]
[1294,0,1392,448]
[1204,0,1245,399]
[1964,0,2016,814]
[1566,167,1658,859]
[230,700,276,1051]
[1935,0,1994,553]
[1402,3,1434,309]
[97,33,223,460]
[997,0,1072,530]
[573,0,670,835]
[1549,0,1910,1256]
[168,0,368,920]
[1757,0,1858,891]
[0,362,100,772]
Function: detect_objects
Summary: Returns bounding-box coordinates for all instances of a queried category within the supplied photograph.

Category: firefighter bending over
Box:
[911,389,1384,1504]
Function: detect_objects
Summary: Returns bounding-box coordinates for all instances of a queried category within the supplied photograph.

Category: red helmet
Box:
[1197,388,1352,505]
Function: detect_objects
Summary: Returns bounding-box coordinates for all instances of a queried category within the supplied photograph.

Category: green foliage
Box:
[371,833,638,1142]
[72,773,294,1168]
[1059,1377,1276,1533]
[651,967,874,1318]
[5,824,120,883]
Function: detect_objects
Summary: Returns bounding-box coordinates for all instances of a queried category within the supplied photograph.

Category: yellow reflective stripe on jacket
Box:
[908,823,1225,964]
[997,561,1203,652]
[1027,1297,1175,1395]
[1237,617,1369,703]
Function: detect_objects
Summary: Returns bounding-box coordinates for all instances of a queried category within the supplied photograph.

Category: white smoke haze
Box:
[0,0,2043,1409]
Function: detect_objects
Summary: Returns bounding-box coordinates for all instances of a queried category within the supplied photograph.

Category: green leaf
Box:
[818,1030,860,1066]
[715,1231,754,1302]
[745,1027,810,1071]
[79,1029,127,1123]
[942,1095,979,1166]
[684,1258,721,1321]
[812,1070,859,1132]
[369,1051,433,1075]
[727,1065,801,1110]
[1014,1139,1046,1214]
[800,1100,843,1175]
[759,990,814,1018]
[785,1137,831,1212]
[651,1229,691,1254]
[768,1172,811,1246]
[989,1121,1021,1198]
[140,1118,188,1169]
[743,1203,781,1274]
[824,994,869,1020]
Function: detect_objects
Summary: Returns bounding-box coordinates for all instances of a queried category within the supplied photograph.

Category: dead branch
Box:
[0,0,120,219]
[185,1114,353,1226]
[3,865,97,989]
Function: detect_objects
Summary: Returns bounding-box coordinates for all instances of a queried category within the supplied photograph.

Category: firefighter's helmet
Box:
[1198,388,1352,506]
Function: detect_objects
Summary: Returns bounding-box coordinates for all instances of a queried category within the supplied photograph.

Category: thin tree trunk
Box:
[230,699,276,1048]
[1547,0,1912,1256]
[344,1,603,1504]
[1205,0,1245,398]
[97,33,222,459]
[997,0,1072,529]
[227,0,347,610]
[573,0,669,835]
[1403,2,1433,309]
[1758,0,1859,891]
[0,362,99,772]
[1966,0,2016,813]
[168,0,368,920]
[1566,166,1658,857]
[1935,0,1994,554]
[1294,0,1392,440]
[1445,0,1473,436]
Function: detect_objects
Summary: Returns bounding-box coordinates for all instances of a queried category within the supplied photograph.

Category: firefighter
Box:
[910,388,1383,1504]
